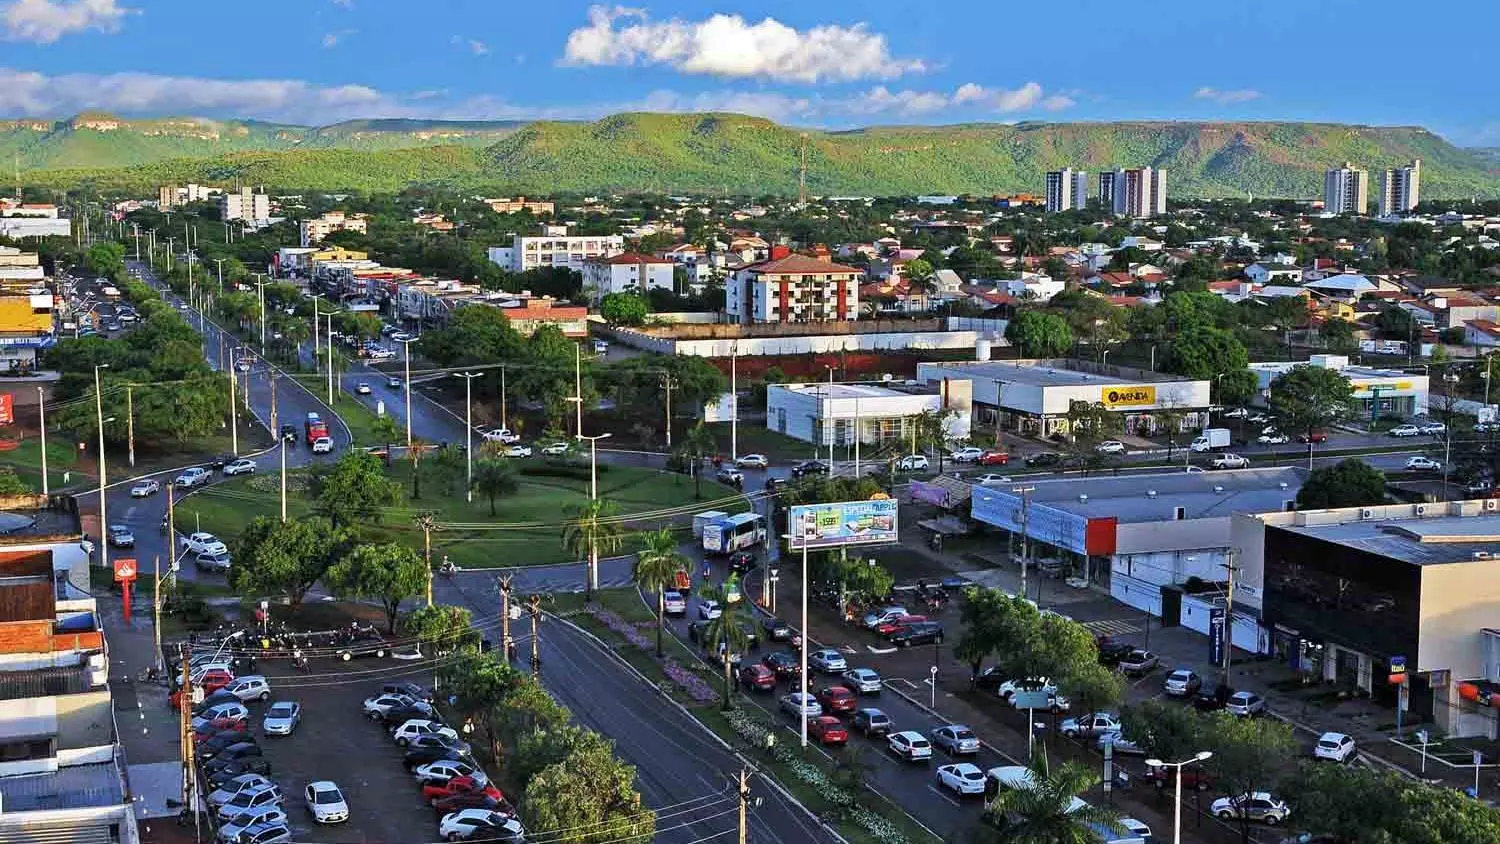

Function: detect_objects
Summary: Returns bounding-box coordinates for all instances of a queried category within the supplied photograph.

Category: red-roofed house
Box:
[1465,319,1500,348]
[582,252,675,302]
[859,279,929,314]
[728,254,864,323]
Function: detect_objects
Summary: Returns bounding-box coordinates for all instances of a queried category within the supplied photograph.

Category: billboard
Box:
[1100,385,1157,408]
[788,499,898,550]
[971,487,1090,555]
[0,394,13,426]
[1209,605,1226,666]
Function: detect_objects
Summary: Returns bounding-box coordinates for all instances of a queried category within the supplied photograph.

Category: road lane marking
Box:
[926,783,962,807]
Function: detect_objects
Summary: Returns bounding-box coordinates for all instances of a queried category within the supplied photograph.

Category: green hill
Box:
[15,112,1500,198]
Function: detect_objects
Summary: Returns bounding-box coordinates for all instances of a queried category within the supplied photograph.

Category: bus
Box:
[702,513,766,555]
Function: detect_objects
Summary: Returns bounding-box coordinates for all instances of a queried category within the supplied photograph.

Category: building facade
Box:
[1044,169,1088,213]
[1115,167,1166,217]
[726,253,864,324]
[1379,159,1422,216]
[487,227,626,273]
[1098,171,1118,210]
[217,187,270,223]
[766,382,969,448]
[581,253,675,301]
[484,197,555,216]
[1248,355,1429,420]
[1323,162,1369,215]
[298,211,369,247]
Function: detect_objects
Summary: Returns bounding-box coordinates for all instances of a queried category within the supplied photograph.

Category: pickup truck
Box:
[1211,453,1250,470]
[175,467,212,487]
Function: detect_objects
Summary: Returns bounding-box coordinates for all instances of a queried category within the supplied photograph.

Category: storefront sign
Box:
[1209,605,1227,666]
[1100,385,1157,408]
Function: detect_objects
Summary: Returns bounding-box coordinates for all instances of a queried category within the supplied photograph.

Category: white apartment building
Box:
[726,253,864,324]
[581,252,675,301]
[218,187,270,222]
[486,226,625,273]
[1044,169,1089,213]
[1114,167,1167,217]
[1380,159,1422,216]
[299,211,369,247]
[1323,162,1369,215]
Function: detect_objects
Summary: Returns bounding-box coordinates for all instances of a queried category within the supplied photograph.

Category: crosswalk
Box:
[1079,618,1141,637]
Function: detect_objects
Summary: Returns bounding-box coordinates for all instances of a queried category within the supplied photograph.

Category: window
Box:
[1174,506,1186,520]
[0,737,53,762]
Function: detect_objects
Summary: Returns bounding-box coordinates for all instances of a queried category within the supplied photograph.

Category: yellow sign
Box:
[1101,385,1157,408]
[1351,381,1413,392]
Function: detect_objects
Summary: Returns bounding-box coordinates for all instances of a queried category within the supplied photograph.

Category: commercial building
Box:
[298,211,369,247]
[0,217,70,239]
[484,196,555,216]
[1379,159,1422,216]
[915,358,1211,438]
[766,382,970,449]
[1248,355,1429,420]
[1244,499,1500,738]
[1323,162,1369,215]
[157,183,217,209]
[1097,171,1118,210]
[581,253,675,301]
[1044,168,1088,213]
[1113,167,1166,217]
[0,286,56,372]
[0,246,43,284]
[726,252,865,324]
[217,187,270,223]
[486,226,626,273]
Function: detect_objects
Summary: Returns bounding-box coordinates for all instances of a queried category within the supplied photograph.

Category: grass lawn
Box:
[0,429,273,495]
[704,422,821,463]
[0,433,78,492]
[175,462,749,568]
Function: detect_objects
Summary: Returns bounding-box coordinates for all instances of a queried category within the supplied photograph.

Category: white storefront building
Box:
[766,382,970,449]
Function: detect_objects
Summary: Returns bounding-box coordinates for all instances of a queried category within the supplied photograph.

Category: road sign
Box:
[1012,690,1052,710]
[113,557,137,582]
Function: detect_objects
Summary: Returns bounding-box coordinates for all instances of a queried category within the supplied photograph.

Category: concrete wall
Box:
[55,691,112,751]
[604,324,985,358]
[1419,562,1500,679]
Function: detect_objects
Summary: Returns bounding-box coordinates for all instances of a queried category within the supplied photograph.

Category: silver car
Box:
[261,701,300,736]
[217,805,288,843]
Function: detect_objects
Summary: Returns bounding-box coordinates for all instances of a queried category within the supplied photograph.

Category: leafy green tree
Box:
[84,242,125,277]
[229,516,349,605]
[471,457,519,516]
[1376,304,1418,341]
[324,541,428,633]
[633,528,688,657]
[417,303,524,366]
[955,587,1023,685]
[980,756,1120,844]
[1120,700,1204,766]
[1217,369,1261,408]
[1202,713,1297,844]
[526,740,655,844]
[403,603,480,656]
[371,415,401,465]
[562,498,624,600]
[518,324,585,427]
[1268,364,1355,458]
[1280,763,1412,843]
[696,581,751,710]
[0,467,31,495]
[1296,458,1387,510]
[1005,310,1073,358]
[312,450,402,527]
[676,422,718,497]
[438,650,524,762]
[1161,325,1249,380]
[1322,317,1359,354]
[514,723,616,792]
[599,292,649,326]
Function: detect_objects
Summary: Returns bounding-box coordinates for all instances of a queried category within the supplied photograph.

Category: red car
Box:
[817,686,857,715]
[431,792,506,818]
[198,669,234,694]
[808,716,849,746]
[739,664,776,692]
[422,775,503,805]
[978,449,1010,466]
[876,615,928,636]
[1298,429,1328,444]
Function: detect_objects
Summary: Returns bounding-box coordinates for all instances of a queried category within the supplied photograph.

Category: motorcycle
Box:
[439,560,458,576]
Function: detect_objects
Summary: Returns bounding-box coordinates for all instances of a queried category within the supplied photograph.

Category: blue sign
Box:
[1209,606,1227,666]
[1390,656,1406,672]
[788,499,899,550]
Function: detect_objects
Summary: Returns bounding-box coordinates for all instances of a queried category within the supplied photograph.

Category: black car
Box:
[209,742,262,764]
[1193,682,1233,712]
[191,689,241,715]
[278,424,298,443]
[729,552,757,573]
[761,617,792,640]
[764,477,788,493]
[383,682,434,701]
[208,454,236,469]
[762,651,801,679]
[204,757,273,787]
[1096,637,1136,666]
[974,666,1007,693]
[403,735,473,769]
[889,622,944,647]
[199,733,250,758]
[1025,452,1063,468]
[380,702,437,726]
[790,460,830,479]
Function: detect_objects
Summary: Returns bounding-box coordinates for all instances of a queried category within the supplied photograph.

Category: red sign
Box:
[113,557,138,583]
[0,394,14,426]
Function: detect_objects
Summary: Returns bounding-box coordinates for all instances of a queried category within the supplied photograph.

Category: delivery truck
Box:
[1191,428,1231,452]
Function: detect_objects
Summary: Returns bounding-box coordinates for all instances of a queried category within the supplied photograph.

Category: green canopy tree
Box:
[1202,713,1297,844]
[1120,700,1204,766]
[324,541,428,633]
[696,580,751,710]
[979,756,1120,844]
[1161,325,1249,380]
[632,528,688,657]
[562,498,624,600]
[403,603,480,656]
[312,450,402,527]
[599,292,649,326]
[1005,310,1073,358]
[471,457,519,516]
[1297,458,1387,510]
[514,723,616,792]
[371,415,401,466]
[1269,363,1355,465]
[229,516,349,605]
[525,740,655,844]
[84,242,126,277]
[437,651,524,762]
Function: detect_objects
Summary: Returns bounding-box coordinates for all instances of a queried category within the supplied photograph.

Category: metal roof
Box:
[921,359,1194,389]
[1278,515,1500,566]
[0,762,123,811]
[983,467,1305,524]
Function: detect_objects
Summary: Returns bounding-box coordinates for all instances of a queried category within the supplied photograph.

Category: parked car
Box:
[1061,712,1121,739]
[363,693,425,719]
[1405,456,1442,471]
[897,454,929,471]
[1163,669,1202,697]
[1221,407,1248,419]
[393,718,458,746]
[862,606,910,629]
[875,615,927,637]
[1143,763,1213,791]
[1211,453,1250,469]
[762,651,800,680]
[196,551,231,573]
[228,822,291,844]
[808,715,849,746]
[193,703,251,730]
[1224,690,1266,717]
[217,805,288,843]
[413,759,486,787]
[1193,681,1233,711]
[888,730,933,761]
[1389,424,1422,438]
[401,733,473,769]
[978,449,1011,465]
[1025,451,1062,467]
[182,531,228,556]
[841,668,882,694]
[1096,638,1136,666]
[975,473,1011,486]
[662,591,687,616]
[261,701,300,736]
[1314,731,1357,762]
[1117,649,1159,674]
[215,784,282,822]
[504,444,532,458]
[735,454,768,468]
[438,809,525,842]
[303,781,349,824]
[540,441,570,455]
[480,428,520,443]
[1098,732,1144,754]
[950,447,985,463]
[931,724,981,755]
[431,792,505,819]
[222,675,271,703]
[889,622,944,647]
[223,458,257,476]
[204,758,272,788]
[790,460,830,478]
[208,774,274,807]
[817,686,858,715]
[852,708,893,737]
[130,479,160,497]
[1095,441,1126,455]
[107,524,135,548]
[809,649,847,673]
[779,692,821,718]
[739,664,776,692]
[761,617,791,640]
[1211,792,1290,825]
[937,762,987,796]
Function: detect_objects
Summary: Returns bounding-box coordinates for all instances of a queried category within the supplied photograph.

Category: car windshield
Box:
[952,729,975,740]
[268,705,293,718]
[1170,671,1191,681]
[314,789,343,804]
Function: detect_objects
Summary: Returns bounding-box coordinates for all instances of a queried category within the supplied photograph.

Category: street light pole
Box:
[577,433,613,501]
[730,343,738,462]
[396,337,417,449]
[453,372,481,502]
[1144,752,1212,844]
[226,348,238,455]
[36,386,48,497]
[93,364,110,570]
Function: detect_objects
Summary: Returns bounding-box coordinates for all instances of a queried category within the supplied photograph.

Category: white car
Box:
[235,359,252,372]
[439,808,525,842]
[735,454,768,469]
[1061,712,1121,739]
[414,759,486,786]
[1225,690,1266,717]
[1257,431,1289,445]
[312,436,333,454]
[222,458,257,476]
[355,383,372,395]
[1405,456,1442,471]
[540,442,570,455]
[779,692,821,718]
[662,591,687,616]
[1095,440,1126,454]
[392,718,458,746]
[1418,421,1447,435]
[936,762,986,795]
[217,805,288,843]
[1221,407,1248,419]
[1211,792,1290,825]
[897,454,929,471]
[130,479,160,497]
[1314,731,1356,762]
[888,730,933,761]
[974,473,1011,486]
[1098,732,1144,754]
[841,668,882,693]
[222,675,271,702]
[950,447,985,463]
[182,532,228,556]
[480,428,520,444]
[304,781,348,824]
[697,600,722,620]
[261,701,301,735]
[505,444,533,458]
[1389,424,1421,437]
[809,649,847,673]
[1211,453,1250,469]
[175,467,212,487]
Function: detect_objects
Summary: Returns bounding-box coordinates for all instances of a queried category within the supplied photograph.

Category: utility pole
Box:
[573,344,584,436]
[213,258,225,291]
[1220,553,1240,683]
[178,645,199,839]
[36,386,47,497]
[730,343,738,462]
[498,574,514,663]
[454,372,481,501]
[500,364,508,432]
[126,386,135,468]
[152,555,162,674]
[737,767,751,844]
[528,594,542,678]
[397,337,417,448]
[326,313,336,405]
[272,376,286,522]
[1012,485,1036,602]
[226,348,238,456]
[414,512,442,606]
[93,364,109,573]
[662,373,675,447]
[167,483,176,587]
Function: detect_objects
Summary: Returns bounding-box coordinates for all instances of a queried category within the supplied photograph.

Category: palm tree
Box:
[697,581,750,711]
[633,528,688,657]
[561,498,624,600]
[680,422,718,499]
[981,756,1120,844]
[471,458,518,516]
[407,435,429,499]
[371,415,401,466]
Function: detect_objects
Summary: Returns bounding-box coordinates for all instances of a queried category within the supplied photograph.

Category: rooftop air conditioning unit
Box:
[1360,507,1376,520]
[1415,504,1429,516]
[1485,499,1499,513]
[1474,552,1493,561]
[1147,490,1158,498]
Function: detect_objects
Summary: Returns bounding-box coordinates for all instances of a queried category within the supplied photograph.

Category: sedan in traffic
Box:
[1405,456,1442,471]
[734,454,768,469]
[261,702,300,736]
[130,479,160,497]
[841,668,882,694]
[930,724,981,755]
[304,781,348,824]
[808,649,847,673]
[936,762,986,796]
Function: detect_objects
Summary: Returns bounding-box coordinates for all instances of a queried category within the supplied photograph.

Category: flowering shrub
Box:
[664,659,717,703]
[851,807,909,844]
[587,606,651,650]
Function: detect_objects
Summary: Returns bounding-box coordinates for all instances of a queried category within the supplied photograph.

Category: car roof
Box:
[1319,731,1349,741]
[308,780,340,791]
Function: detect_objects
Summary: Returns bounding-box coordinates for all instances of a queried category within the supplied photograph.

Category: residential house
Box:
[1463,320,1500,348]
[859,279,929,314]
[581,253,675,302]
[1430,294,1500,330]
[1302,273,1380,303]
[1245,262,1305,285]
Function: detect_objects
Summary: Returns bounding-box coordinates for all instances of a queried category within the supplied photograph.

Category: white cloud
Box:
[329,0,352,7]
[562,5,923,83]
[1193,86,1261,105]
[3,0,133,44]
[450,35,488,56]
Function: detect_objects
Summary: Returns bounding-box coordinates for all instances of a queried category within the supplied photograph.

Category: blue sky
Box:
[0,0,1494,144]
